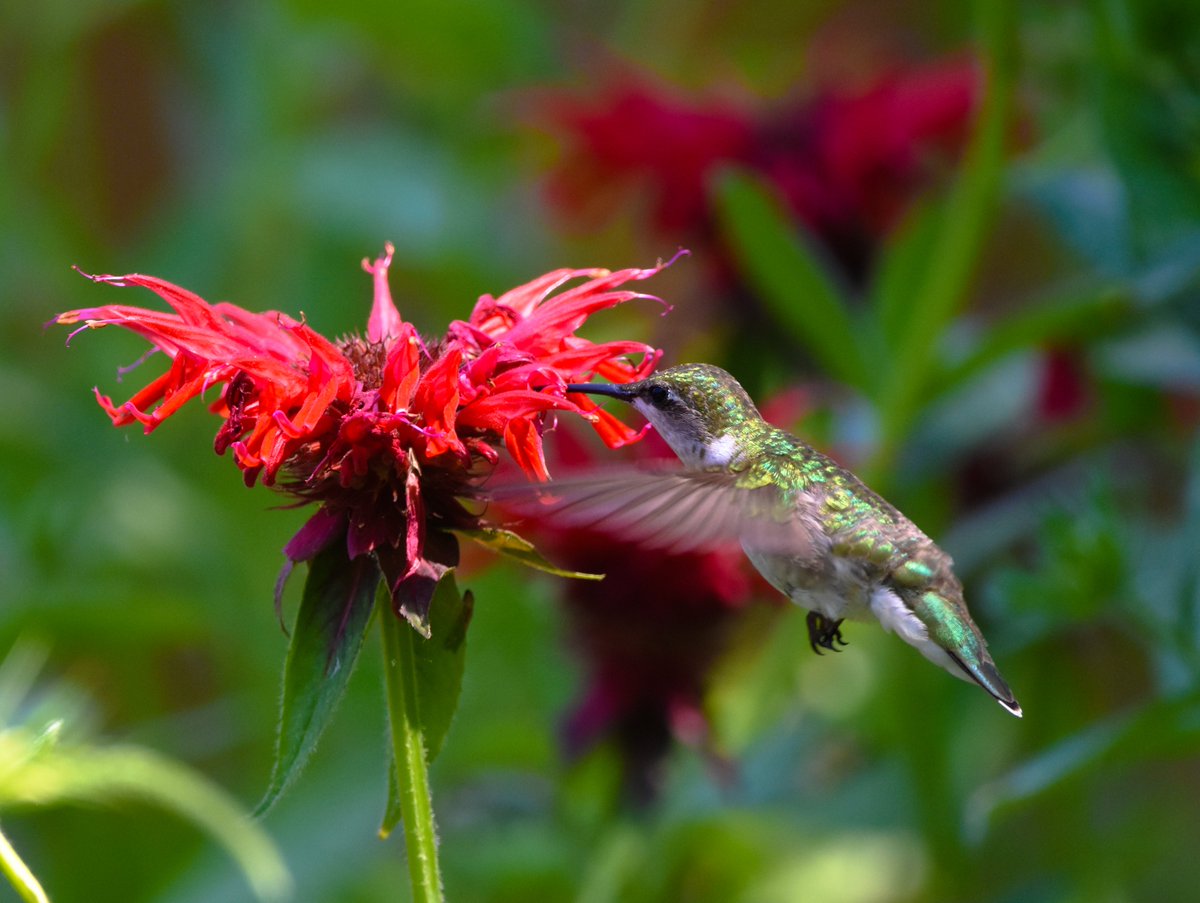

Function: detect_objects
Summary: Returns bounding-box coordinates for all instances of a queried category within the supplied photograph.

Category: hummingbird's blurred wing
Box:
[484,468,821,557]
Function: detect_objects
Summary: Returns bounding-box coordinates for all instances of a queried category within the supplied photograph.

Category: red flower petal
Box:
[364,243,405,345]
[411,347,466,460]
[381,323,423,410]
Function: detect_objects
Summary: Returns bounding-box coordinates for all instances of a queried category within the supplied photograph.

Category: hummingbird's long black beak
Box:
[565,382,637,400]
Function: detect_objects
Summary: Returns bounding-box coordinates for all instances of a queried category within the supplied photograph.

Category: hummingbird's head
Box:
[568,363,761,468]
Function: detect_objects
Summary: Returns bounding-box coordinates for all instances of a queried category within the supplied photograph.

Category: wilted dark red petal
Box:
[284,506,347,562]
[404,466,425,569]
[393,558,448,637]
[376,527,460,636]
[347,507,394,560]
[273,507,349,630]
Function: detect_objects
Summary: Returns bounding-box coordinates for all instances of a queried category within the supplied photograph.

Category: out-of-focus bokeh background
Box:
[4,0,1200,900]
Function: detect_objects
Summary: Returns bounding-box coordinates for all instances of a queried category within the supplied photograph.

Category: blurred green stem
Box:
[872,0,1016,474]
[0,825,49,903]
[381,613,444,903]
[879,3,1018,897]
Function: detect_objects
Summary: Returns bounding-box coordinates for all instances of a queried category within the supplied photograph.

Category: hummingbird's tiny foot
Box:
[806,612,847,655]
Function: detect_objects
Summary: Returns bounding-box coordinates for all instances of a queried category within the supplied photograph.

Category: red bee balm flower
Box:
[539,59,980,283]
[54,245,666,631]
[526,391,807,801]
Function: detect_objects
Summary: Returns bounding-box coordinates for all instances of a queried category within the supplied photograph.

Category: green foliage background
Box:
[3,0,1200,900]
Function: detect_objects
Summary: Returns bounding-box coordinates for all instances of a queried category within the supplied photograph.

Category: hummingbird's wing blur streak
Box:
[484,468,821,557]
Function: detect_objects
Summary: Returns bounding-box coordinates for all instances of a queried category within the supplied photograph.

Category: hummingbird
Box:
[499,363,1022,717]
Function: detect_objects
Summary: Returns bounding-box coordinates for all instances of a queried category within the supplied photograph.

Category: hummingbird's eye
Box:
[647,384,671,408]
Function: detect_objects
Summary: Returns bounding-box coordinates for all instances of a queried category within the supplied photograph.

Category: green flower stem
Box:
[0,824,49,903]
[381,612,444,903]
[871,0,1016,475]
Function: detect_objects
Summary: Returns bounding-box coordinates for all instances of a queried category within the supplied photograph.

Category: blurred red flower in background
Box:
[539,58,978,283]
[55,246,666,630]
[526,426,757,802]
[542,85,754,237]
[1037,346,1091,422]
[522,389,808,801]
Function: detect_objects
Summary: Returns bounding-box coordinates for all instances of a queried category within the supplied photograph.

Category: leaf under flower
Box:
[257,544,381,816]
[456,526,605,580]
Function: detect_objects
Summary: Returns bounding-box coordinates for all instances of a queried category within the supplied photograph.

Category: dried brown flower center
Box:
[339,335,389,389]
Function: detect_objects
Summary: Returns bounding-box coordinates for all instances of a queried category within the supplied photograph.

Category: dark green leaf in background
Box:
[0,644,291,902]
[869,201,944,360]
[713,167,869,391]
[874,1,1016,462]
[937,287,1131,395]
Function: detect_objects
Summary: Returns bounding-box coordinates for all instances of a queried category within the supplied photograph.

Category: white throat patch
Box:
[701,433,739,468]
[632,399,741,469]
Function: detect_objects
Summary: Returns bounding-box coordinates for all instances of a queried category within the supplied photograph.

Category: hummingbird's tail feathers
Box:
[947,651,1023,718]
[884,585,1023,717]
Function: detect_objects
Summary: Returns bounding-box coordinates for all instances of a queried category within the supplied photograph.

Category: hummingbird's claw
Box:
[806,612,847,655]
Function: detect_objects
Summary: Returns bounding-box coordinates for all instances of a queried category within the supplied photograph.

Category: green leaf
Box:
[873,0,1017,465]
[937,287,1131,394]
[966,688,1200,843]
[869,200,945,355]
[257,544,381,815]
[379,762,403,840]
[712,167,868,391]
[456,527,603,580]
[1090,2,1200,254]
[0,825,49,903]
[0,645,291,902]
[2,745,292,901]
